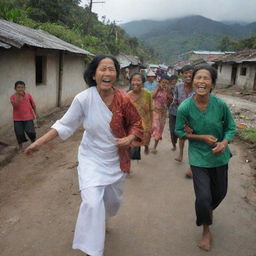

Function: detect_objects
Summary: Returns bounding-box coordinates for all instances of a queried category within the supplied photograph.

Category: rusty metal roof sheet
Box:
[0,19,93,55]
[213,49,256,63]
[116,53,141,68]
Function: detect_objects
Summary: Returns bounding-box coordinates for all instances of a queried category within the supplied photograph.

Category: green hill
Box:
[121,15,256,64]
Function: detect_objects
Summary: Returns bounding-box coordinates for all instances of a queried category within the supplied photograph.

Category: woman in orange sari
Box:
[128,72,153,155]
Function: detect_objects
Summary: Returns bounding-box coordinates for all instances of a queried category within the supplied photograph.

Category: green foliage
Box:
[122,15,256,64]
[233,35,256,50]
[218,36,235,51]
[0,1,22,22]
[0,0,156,63]
[237,128,256,143]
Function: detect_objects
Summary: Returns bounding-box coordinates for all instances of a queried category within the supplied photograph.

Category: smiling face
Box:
[193,69,213,96]
[15,84,25,95]
[182,70,193,85]
[131,74,143,93]
[94,58,117,91]
[159,78,169,89]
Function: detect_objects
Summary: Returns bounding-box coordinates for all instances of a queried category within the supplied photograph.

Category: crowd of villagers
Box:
[20,54,236,256]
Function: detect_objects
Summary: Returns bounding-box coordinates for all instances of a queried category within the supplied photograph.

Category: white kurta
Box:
[52,87,125,190]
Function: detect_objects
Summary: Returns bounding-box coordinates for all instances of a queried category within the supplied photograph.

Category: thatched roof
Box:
[0,19,93,56]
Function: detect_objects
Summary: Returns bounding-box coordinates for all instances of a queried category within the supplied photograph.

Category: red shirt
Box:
[10,92,36,121]
[109,88,143,173]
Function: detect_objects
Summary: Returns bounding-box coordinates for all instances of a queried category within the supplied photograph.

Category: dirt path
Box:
[0,113,256,256]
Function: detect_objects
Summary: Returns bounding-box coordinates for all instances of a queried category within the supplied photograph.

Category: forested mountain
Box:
[0,0,158,63]
[121,15,256,63]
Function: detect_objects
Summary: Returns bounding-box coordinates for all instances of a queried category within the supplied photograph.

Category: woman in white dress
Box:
[25,55,143,256]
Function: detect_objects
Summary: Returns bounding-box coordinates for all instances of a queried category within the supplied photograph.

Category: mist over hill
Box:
[121,15,256,64]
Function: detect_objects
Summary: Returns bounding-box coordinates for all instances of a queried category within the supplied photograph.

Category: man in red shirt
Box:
[10,81,37,150]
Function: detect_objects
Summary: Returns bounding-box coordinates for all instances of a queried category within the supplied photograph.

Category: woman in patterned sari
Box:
[151,74,169,153]
[128,72,153,155]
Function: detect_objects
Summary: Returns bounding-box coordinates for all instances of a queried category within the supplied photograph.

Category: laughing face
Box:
[193,69,213,96]
[131,74,143,93]
[94,58,117,91]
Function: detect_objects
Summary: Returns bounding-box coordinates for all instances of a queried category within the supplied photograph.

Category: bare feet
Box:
[150,148,157,154]
[171,145,176,151]
[185,169,193,179]
[198,226,211,251]
[175,156,182,162]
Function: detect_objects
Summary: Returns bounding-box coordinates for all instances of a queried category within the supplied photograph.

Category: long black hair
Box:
[84,55,120,87]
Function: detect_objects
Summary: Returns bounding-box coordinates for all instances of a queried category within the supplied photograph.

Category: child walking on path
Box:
[10,81,37,150]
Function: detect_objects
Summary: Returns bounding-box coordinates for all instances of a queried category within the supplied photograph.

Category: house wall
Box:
[0,48,88,135]
[61,54,87,106]
[236,63,256,90]
[216,63,233,87]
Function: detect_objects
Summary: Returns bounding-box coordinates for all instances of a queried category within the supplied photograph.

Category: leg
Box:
[144,145,149,155]
[151,140,159,153]
[72,187,105,256]
[24,120,36,142]
[169,115,177,151]
[104,177,125,231]
[14,121,28,149]
[191,166,213,251]
[209,164,228,210]
[198,224,212,251]
[175,138,185,162]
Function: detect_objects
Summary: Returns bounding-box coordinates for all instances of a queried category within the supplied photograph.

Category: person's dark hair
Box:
[192,64,218,85]
[84,55,120,87]
[14,80,25,88]
[159,73,170,81]
[169,75,178,81]
[181,65,194,74]
[129,72,145,83]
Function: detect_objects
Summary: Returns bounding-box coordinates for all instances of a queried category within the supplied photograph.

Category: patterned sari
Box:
[151,89,168,141]
[128,88,153,146]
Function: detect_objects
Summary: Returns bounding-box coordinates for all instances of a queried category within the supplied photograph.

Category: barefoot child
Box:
[10,81,37,150]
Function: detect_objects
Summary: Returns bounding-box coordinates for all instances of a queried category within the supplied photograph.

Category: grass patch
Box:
[236,128,256,144]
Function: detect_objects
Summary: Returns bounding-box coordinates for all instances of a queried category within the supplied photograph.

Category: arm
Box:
[29,94,38,118]
[10,94,23,108]
[175,104,217,145]
[25,96,84,155]
[212,102,236,154]
[151,84,160,99]
[25,129,58,155]
[116,98,143,147]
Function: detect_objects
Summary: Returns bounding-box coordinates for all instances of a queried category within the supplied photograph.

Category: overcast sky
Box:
[81,0,256,24]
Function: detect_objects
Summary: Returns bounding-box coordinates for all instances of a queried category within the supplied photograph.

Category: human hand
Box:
[212,141,226,155]
[202,135,217,146]
[184,123,193,134]
[24,141,41,155]
[116,135,135,147]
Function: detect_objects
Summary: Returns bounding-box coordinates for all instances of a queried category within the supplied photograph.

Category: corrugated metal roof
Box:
[213,49,256,63]
[0,19,93,55]
[116,53,141,68]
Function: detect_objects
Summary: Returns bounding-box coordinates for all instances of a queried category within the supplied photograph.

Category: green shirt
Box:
[175,95,236,168]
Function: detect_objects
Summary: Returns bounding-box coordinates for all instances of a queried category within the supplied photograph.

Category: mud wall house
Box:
[116,54,143,86]
[0,19,93,133]
[214,50,256,91]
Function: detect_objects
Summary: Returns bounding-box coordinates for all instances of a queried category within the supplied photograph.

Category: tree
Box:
[218,36,235,51]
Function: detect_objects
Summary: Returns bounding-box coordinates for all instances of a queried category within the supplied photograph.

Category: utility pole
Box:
[86,0,105,35]
[88,0,105,12]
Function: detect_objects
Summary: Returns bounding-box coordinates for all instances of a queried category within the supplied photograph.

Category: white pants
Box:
[72,177,125,256]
